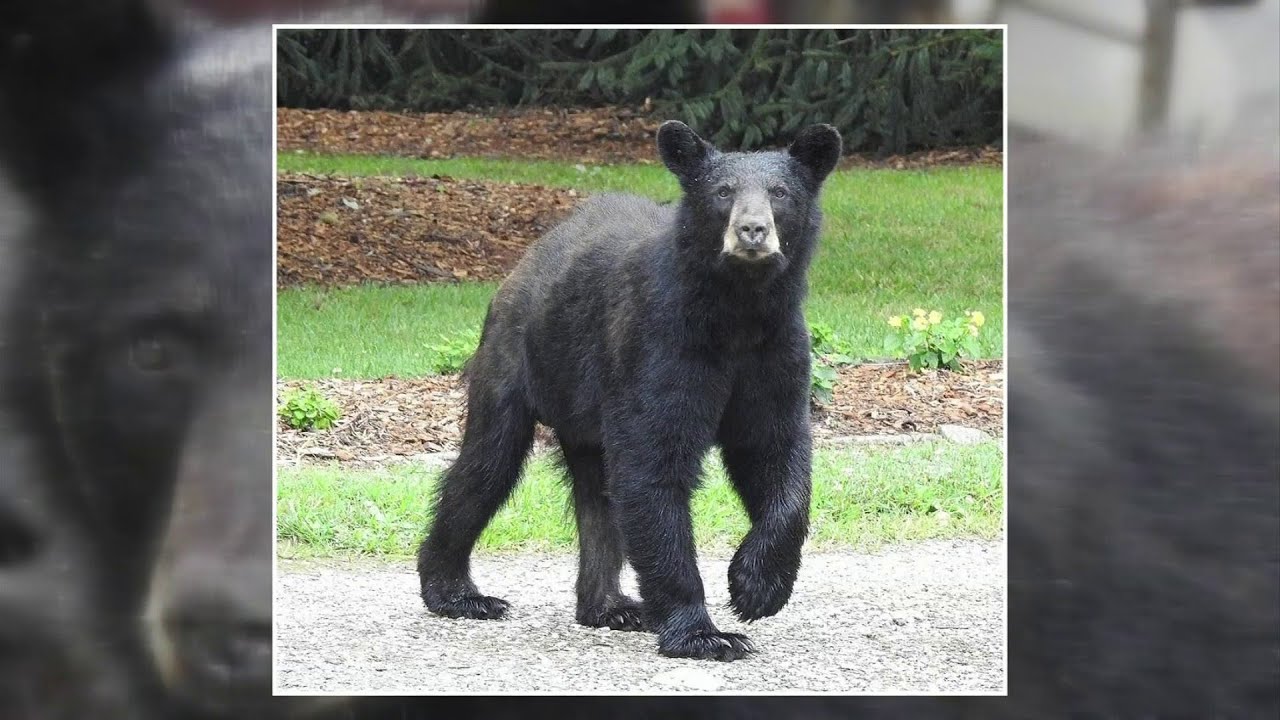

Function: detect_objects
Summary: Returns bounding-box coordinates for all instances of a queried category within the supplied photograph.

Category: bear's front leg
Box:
[720,433,812,621]
[719,344,814,622]
[605,391,753,661]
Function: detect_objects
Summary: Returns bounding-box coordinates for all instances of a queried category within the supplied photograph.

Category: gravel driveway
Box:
[274,540,1004,694]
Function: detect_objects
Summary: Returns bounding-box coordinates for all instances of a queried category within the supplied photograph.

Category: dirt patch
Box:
[275,361,1003,466]
[277,173,580,287]
[276,106,1004,170]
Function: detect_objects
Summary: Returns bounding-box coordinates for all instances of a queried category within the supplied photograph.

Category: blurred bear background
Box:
[2,1,1277,719]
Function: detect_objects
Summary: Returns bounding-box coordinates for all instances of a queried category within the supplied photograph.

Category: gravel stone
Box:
[275,540,1005,693]
[939,424,991,445]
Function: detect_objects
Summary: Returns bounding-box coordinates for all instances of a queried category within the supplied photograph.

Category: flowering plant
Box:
[884,308,986,373]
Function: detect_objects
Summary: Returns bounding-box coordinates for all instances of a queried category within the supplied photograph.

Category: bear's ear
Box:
[789,124,842,185]
[657,120,714,184]
[0,0,171,205]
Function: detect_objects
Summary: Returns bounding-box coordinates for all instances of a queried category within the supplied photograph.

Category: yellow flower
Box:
[888,315,904,328]
[967,324,980,337]
[970,310,986,328]
[911,317,929,331]
[928,310,942,325]
[913,308,927,318]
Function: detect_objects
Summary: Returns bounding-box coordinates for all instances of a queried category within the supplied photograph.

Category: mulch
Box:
[278,106,661,166]
[276,106,1005,170]
[275,361,1004,466]
[277,173,580,287]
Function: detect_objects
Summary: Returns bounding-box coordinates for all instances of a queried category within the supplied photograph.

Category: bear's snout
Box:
[737,219,770,249]
[722,196,781,261]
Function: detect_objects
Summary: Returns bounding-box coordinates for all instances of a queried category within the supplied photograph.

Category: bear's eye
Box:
[128,330,189,374]
[717,187,731,199]
[772,187,788,199]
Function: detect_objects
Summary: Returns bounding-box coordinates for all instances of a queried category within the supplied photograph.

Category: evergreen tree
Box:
[276,29,1002,154]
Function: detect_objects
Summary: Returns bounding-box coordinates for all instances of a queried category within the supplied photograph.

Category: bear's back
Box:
[502,192,676,305]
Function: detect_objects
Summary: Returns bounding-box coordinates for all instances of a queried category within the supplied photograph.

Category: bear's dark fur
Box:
[996,141,1280,718]
[0,9,281,719]
[417,120,842,660]
[1,331,139,719]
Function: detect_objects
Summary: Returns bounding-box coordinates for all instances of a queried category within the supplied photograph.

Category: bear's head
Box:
[657,120,841,277]
[3,18,280,718]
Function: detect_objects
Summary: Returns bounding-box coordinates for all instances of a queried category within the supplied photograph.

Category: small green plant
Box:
[810,321,854,358]
[809,321,857,405]
[810,360,839,405]
[278,386,342,431]
[884,308,986,373]
[426,330,481,374]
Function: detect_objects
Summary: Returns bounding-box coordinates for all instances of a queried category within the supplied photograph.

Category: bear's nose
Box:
[148,560,272,703]
[737,221,769,248]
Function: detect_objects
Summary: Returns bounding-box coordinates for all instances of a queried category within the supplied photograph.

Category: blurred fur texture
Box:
[1,7,283,720]
[1001,137,1279,716]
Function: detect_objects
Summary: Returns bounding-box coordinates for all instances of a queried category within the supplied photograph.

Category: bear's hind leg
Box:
[417,381,535,620]
[561,441,646,632]
[610,444,754,661]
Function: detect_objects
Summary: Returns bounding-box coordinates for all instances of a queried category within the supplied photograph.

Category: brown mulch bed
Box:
[279,106,660,166]
[276,361,1004,466]
[277,107,1004,170]
[821,360,1004,439]
[277,173,580,287]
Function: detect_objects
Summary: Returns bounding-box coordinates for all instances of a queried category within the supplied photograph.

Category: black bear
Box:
[0,7,283,719]
[417,120,842,661]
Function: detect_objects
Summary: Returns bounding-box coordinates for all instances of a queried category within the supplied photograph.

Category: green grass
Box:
[276,441,1004,559]
[278,283,495,378]
[808,168,1003,357]
[278,155,1002,380]
[279,152,683,199]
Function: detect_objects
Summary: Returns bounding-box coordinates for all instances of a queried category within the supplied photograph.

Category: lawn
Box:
[277,155,1003,380]
[278,152,683,198]
[276,441,1004,558]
